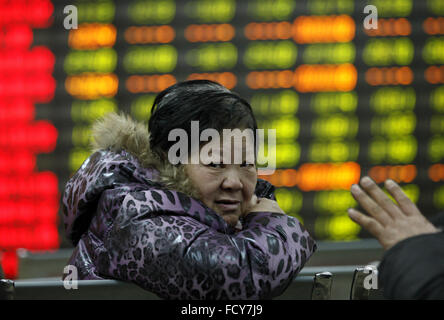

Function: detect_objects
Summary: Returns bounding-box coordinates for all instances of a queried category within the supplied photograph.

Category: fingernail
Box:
[361,176,373,187]
[385,179,396,188]
[351,184,359,192]
[347,208,356,218]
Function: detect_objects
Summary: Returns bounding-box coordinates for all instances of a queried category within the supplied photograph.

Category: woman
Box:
[62,80,316,299]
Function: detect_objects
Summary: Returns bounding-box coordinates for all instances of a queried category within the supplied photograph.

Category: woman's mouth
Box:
[215,199,241,211]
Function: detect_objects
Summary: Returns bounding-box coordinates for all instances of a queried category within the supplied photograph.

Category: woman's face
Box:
[184,132,257,227]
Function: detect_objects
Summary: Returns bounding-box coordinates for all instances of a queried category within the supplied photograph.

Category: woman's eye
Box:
[241,161,255,168]
[207,162,221,168]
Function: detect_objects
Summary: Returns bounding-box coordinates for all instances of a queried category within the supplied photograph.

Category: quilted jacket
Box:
[62,113,317,299]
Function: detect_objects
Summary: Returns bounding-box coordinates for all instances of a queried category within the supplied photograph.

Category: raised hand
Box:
[348,176,439,250]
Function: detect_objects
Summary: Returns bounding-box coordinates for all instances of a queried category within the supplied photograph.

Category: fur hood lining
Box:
[91,112,200,199]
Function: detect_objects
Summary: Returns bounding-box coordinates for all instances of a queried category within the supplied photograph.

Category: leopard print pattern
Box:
[63,150,316,299]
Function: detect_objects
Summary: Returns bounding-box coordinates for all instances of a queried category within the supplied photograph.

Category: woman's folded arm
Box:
[98,190,316,299]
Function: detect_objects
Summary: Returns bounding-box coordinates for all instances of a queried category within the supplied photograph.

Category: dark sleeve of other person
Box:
[378,211,444,300]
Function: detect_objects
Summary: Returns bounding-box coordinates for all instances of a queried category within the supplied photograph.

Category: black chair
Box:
[1,278,161,300]
[0,272,333,300]
[311,272,333,300]
[0,279,13,300]
[349,266,385,300]
[277,272,333,300]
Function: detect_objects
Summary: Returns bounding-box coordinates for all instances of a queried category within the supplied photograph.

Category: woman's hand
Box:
[244,194,285,216]
[348,176,439,250]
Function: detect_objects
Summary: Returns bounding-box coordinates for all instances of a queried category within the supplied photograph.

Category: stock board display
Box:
[1,0,444,274]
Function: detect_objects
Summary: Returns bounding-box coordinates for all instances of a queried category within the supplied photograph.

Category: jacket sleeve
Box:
[98,188,316,300]
[378,231,444,300]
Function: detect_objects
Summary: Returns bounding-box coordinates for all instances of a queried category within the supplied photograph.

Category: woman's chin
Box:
[220,213,240,228]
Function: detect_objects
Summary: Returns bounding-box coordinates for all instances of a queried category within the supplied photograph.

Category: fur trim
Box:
[91,112,201,199]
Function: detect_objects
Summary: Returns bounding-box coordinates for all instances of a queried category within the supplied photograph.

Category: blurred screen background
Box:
[0,0,443,278]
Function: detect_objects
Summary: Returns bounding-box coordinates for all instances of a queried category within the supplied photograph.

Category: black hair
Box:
[148,80,258,160]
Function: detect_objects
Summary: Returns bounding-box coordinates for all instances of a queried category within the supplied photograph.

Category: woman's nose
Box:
[221,170,243,191]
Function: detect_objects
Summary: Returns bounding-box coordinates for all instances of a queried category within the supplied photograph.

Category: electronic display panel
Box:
[1,0,444,271]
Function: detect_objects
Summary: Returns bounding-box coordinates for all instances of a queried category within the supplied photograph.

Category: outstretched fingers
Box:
[349,177,438,250]
[384,179,422,217]
[347,208,383,237]
[350,181,392,226]
[359,177,404,220]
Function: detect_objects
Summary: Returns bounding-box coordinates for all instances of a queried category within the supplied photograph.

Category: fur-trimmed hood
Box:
[62,112,277,246]
[90,112,200,199]
[62,112,199,245]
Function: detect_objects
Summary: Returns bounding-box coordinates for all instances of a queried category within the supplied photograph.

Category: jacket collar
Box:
[91,112,200,199]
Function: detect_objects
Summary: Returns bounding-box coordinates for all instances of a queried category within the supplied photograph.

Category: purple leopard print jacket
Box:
[62,113,317,300]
